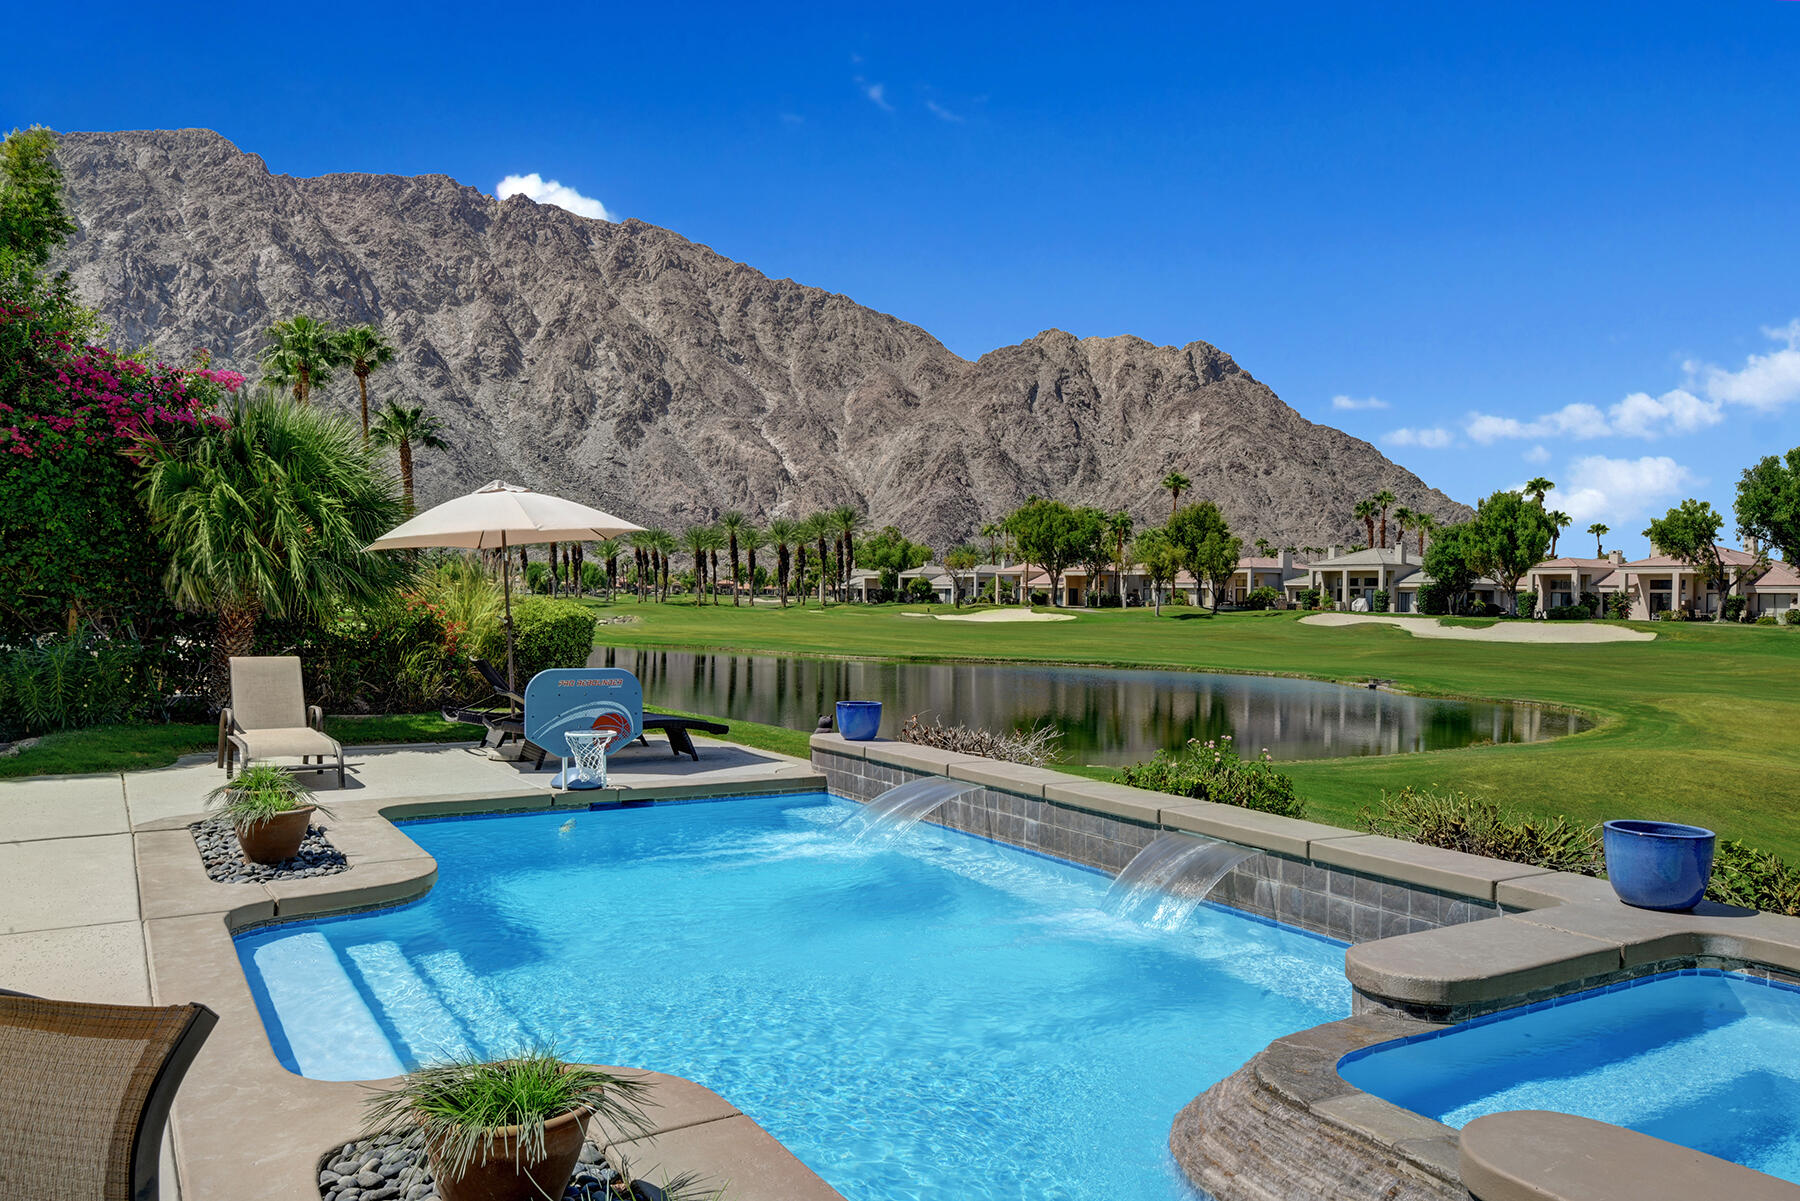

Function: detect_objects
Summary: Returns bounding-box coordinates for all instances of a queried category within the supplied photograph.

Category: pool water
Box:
[236,793,1349,1201]
[1339,970,1800,1184]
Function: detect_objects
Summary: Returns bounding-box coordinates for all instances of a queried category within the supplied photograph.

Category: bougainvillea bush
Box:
[0,300,241,638]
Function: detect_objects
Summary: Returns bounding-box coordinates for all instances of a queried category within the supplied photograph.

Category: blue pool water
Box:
[1339,970,1800,1183]
[236,792,1349,1201]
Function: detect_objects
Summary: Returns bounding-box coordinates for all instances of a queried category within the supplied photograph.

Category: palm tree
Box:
[682,526,712,603]
[651,529,677,601]
[705,525,728,605]
[1547,510,1572,557]
[718,511,747,606]
[829,505,863,601]
[1523,476,1556,506]
[807,513,832,605]
[628,531,655,600]
[369,400,447,511]
[139,391,404,699]
[1588,522,1610,557]
[1393,506,1415,553]
[1109,510,1134,601]
[1254,537,1273,558]
[980,522,1005,565]
[1354,498,1378,549]
[792,527,811,606]
[767,518,800,607]
[595,537,621,599]
[1161,471,1190,521]
[741,525,767,604]
[1373,489,1396,547]
[259,315,345,405]
[1413,513,1437,556]
[336,324,396,439]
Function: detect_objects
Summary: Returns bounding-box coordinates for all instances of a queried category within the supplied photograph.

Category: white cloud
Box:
[856,79,894,111]
[925,100,964,123]
[1608,387,1722,438]
[1689,319,1800,411]
[1554,455,1697,527]
[1524,445,1551,464]
[495,173,614,221]
[1383,427,1454,449]
[1331,394,1388,411]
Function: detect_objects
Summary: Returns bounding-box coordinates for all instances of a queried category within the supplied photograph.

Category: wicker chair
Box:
[217,655,345,786]
[0,990,218,1201]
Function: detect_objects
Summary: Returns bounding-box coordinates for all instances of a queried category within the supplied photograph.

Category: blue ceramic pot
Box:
[835,701,883,742]
[1603,819,1715,911]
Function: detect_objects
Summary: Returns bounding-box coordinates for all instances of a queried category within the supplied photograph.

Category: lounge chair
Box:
[0,989,217,1201]
[217,656,346,786]
[456,659,729,763]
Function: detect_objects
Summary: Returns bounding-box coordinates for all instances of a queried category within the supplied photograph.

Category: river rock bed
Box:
[190,818,349,883]
[318,1136,629,1201]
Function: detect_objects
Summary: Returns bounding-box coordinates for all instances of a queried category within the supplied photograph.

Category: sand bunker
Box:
[926,609,1078,623]
[1300,613,1654,643]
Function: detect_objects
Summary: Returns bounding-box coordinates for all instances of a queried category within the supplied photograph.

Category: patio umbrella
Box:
[366,480,643,688]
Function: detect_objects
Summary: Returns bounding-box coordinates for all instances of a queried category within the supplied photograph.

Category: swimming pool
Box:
[1338,969,1800,1184]
[235,792,1349,1201]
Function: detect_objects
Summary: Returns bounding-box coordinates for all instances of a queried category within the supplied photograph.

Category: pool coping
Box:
[135,773,847,1201]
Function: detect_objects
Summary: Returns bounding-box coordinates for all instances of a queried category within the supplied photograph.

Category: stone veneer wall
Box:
[816,747,1495,945]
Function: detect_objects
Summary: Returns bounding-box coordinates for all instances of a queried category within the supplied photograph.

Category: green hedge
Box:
[1119,738,1305,818]
[511,598,598,681]
[0,631,167,739]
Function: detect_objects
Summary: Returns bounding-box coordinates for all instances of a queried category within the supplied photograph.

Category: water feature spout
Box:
[844,778,982,844]
[1109,834,1259,930]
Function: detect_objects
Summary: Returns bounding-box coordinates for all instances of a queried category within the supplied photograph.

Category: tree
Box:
[1167,501,1241,612]
[1354,499,1377,549]
[1523,477,1556,506]
[1393,506,1415,553]
[596,537,621,599]
[1108,510,1134,602]
[1006,497,1094,607]
[651,529,677,601]
[803,514,832,606]
[1160,472,1190,521]
[336,324,395,440]
[943,544,981,606]
[1470,489,1553,613]
[1374,489,1396,548]
[718,511,747,606]
[0,126,77,290]
[1588,522,1610,557]
[628,531,655,601]
[1133,527,1181,616]
[1643,499,1741,621]
[1547,510,1571,557]
[139,392,405,698]
[369,400,447,511]
[1413,513,1437,556]
[1254,537,1272,558]
[767,518,800,607]
[259,315,345,405]
[856,526,931,596]
[1074,508,1114,606]
[1736,447,1800,565]
[830,505,863,600]
[1421,521,1479,614]
[682,526,713,603]
[740,525,766,603]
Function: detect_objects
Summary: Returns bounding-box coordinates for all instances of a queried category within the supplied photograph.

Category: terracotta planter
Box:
[427,1106,591,1201]
[233,806,316,865]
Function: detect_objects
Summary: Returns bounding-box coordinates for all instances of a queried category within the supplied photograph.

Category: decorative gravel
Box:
[318,1135,631,1201]
[189,817,349,883]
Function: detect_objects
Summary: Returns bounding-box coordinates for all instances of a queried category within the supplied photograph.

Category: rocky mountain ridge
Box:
[47,128,1470,549]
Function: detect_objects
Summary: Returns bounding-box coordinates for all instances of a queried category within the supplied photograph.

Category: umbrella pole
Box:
[502,531,517,692]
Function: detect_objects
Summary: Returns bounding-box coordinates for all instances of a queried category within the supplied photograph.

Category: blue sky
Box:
[7,1,1799,556]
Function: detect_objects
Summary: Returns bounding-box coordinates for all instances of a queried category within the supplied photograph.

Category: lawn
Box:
[584,598,1800,860]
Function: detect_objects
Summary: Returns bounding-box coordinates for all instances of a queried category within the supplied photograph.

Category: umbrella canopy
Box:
[366,480,642,551]
[366,481,644,689]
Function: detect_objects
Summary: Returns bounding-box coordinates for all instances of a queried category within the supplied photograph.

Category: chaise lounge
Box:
[217,655,346,786]
[448,659,729,764]
[0,990,218,1201]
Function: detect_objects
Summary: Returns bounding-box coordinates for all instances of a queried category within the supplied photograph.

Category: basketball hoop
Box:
[558,729,615,791]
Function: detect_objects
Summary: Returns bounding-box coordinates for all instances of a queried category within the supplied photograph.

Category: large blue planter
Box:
[1603,819,1715,911]
[835,701,883,742]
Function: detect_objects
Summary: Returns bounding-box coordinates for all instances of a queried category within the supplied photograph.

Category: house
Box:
[1523,553,1627,613]
[1305,545,1504,613]
[1538,544,1800,620]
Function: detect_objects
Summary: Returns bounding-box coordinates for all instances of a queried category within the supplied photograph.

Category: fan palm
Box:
[337,324,396,440]
[1588,522,1609,557]
[369,400,447,511]
[807,513,832,605]
[1161,472,1190,521]
[1108,510,1134,601]
[1373,489,1396,547]
[650,529,677,600]
[1354,498,1378,549]
[1413,513,1437,555]
[139,391,404,698]
[740,525,767,604]
[767,518,800,607]
[682,526,713,604]
[829,505,863,600]
[1523,477,1556,506]
[718,511,748,606]
[259,314,345,405]
[1547,509,1572,557]
[1393,506,1415,552]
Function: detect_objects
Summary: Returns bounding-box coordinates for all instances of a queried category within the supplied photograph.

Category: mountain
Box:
[46,128,1470,550]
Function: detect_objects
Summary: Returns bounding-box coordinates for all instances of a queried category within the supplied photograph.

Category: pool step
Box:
[245,932,407,1081]
[344,940,480,1065]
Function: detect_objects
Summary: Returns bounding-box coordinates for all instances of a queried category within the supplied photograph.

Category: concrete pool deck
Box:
[0,735,834,1201]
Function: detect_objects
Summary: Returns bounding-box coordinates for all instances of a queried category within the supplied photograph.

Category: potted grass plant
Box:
[206,763,330,865]
[363,1051,654,1201]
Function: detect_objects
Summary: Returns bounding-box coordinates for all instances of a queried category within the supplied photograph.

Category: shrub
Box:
[205,762,328,828]
[905,577,938,602]
[1361,788,1602,876]
[1758,614,1778,626]
[1030,590,1050,605]
[1090,593,1123,608]
[1418,581,1451,615]
[1118,737,1304,819]
[1708,840,1800,916]
[1514,590,1538,617]
[511,597,598,681]
[1243,586,1281,611]
[0,629,169,738]
[1370,589,1389,614]
[1546,604,1593,621]
[1297,588,1321,610]
[897,713,1061,766]
[1607,593,1632,619]
[1723,595,1747,622]
[1787,608,1800,626]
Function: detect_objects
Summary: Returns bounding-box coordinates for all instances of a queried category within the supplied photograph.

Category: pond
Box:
[588,647,1584,765]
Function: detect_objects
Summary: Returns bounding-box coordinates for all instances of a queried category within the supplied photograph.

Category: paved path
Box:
[1300,613,1655,643]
